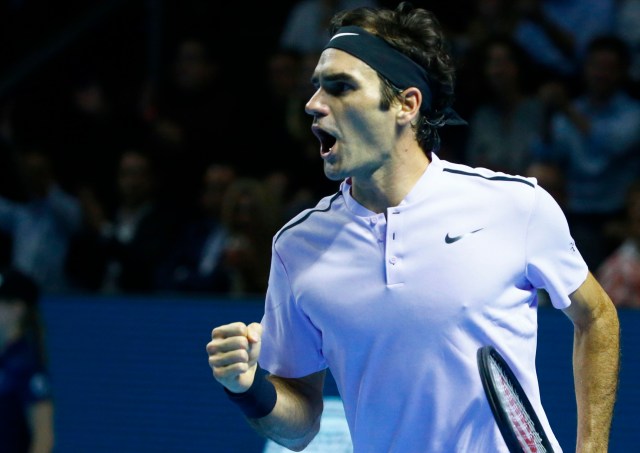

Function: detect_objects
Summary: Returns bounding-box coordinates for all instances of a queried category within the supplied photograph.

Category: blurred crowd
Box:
[0,0,639,308]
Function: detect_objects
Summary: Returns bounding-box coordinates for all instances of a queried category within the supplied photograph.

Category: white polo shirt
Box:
[260,154,587,453]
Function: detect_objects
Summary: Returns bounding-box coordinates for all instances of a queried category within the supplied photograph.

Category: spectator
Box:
[141,36,236,203]
[67,148,180,293]
[457,0,616,104]
[50,71,140,210]
[155,163,237,294]
[614,0,640,95]
[260,48,305,176]
[464,35,545,174]
[0,267,55,453]
[596,180,640,308]
[511,0,616,82]
[261,48,341,220]
[279,0,379,55]
[219,178,280,296]
[530,35,640,270]
[0,147,83,293]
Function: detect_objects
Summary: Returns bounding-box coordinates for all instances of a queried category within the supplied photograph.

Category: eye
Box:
[325,81,353,96]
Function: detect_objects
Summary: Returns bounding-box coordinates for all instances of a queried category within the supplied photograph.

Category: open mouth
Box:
[312,127,337,154]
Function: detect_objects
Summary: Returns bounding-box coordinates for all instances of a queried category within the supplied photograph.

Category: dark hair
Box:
[479,34,539,94]
[328,1,457,154]
[586,35,632,70]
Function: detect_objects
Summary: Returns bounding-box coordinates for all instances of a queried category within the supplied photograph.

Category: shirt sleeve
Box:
[259,247,326,378]
[525,185,589,309]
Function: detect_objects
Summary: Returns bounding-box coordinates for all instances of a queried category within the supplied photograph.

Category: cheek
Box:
[346,99,393,134]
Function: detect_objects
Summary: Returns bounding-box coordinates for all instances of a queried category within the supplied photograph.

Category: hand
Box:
[207,322,263,393]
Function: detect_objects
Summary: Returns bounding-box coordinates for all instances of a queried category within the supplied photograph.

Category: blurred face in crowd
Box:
[584,49,624,101]
[20,150,54,198]
[484,42,519,94]
[268,51,300,99]
[117,151,154,207]
[200,164,236,218]
[174,39,217,92]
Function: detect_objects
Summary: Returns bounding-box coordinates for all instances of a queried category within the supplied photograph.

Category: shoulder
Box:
[438,159,536,190]
[433,159,546,220]
[274,191,344,246]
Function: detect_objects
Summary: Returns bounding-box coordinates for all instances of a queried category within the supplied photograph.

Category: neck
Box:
[351,145,430,213]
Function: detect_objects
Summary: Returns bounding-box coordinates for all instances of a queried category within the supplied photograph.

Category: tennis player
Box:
[206,3,620,452]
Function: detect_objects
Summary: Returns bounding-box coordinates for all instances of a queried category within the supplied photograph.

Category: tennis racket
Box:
[477,345,555,453]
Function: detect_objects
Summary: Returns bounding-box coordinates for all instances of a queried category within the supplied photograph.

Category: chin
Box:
[323,165,345,182]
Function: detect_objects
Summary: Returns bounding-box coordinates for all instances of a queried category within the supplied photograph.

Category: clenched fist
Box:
[206,321,263,393]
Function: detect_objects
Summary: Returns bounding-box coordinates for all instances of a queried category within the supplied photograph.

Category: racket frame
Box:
[477,345,555,453]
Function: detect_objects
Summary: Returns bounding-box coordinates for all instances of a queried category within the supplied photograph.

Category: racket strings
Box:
[489,359,548,453]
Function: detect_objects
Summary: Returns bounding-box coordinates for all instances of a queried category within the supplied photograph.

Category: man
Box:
[206,3,619,452]
[0,267,55,453]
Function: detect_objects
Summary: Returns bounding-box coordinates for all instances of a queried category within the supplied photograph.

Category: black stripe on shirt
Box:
[275,192,343,244]
[443,168,534,188]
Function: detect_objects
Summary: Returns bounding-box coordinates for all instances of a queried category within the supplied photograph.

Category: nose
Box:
[305,88,326,117]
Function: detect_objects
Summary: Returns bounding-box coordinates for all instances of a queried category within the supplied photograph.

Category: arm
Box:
[27,400,55,453]
[46,185,83,233]
[207,322,325,452]
[562,272,619,453]
[247,371,325,451]
[539,82,590,136]
[516,0,575,58]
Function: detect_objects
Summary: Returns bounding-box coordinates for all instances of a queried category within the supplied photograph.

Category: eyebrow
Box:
[310,71,358,86]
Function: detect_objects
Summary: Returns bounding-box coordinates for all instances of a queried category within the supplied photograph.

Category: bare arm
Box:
[207,322,326,451]
[562,272,619,453]
[247,371,325,451]
[27,400,55,453]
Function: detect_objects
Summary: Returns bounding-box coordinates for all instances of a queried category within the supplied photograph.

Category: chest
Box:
[287,203,530,334]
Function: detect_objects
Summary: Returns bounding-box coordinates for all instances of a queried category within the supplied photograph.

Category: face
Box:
[174,40,216,91]
[584,49,623,99]
[200,165,236,216]
[485,43,518,92]
[117,152,154,206]
[21,151,54,198]
[305,49,401,181]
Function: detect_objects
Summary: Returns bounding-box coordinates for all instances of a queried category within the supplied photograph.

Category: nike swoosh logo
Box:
[445,228,484,244]
[329,32,359,41]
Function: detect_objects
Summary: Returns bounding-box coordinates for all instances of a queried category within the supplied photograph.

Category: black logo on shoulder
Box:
[445,228,484,244]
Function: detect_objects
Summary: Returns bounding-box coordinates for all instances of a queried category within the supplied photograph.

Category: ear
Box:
[396,87,421,125]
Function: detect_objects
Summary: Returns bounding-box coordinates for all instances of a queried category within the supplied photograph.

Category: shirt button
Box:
[389,256,397,265]
[371,217,378,224]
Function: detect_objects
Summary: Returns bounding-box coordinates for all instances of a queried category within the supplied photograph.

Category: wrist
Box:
[224,364,277,418]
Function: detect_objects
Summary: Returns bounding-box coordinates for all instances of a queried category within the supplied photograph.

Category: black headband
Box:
[324,25,433,111]
[324,26,466,125]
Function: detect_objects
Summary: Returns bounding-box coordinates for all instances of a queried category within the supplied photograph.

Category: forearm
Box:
[28,400,55,453]
[247,374,324,452]
[572,301,619,452]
